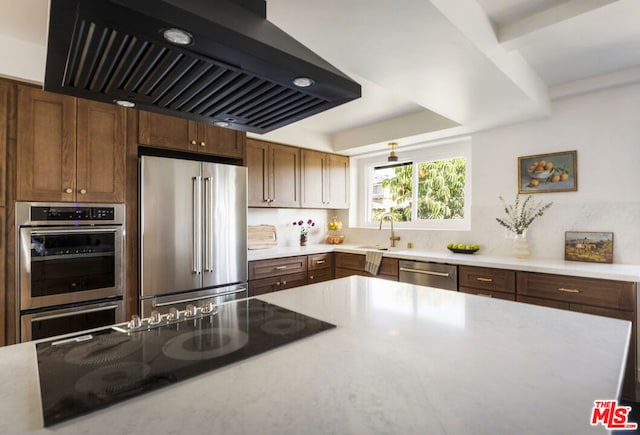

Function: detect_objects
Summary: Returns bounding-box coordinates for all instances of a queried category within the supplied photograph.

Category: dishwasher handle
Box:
[399,267,451,278]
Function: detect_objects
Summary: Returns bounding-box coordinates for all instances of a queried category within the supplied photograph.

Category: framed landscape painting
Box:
[518,150,577,194]
[564,231,613,264]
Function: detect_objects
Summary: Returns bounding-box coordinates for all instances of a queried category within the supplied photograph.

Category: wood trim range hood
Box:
[44,0,361,134]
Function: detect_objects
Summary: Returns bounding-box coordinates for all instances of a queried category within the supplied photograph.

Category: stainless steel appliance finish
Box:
[399,260,458,291]
[140,284,247,319]
[43,0,361,134]
[16,202,126,341]
[140,155,247,317]
[21,298,124,342]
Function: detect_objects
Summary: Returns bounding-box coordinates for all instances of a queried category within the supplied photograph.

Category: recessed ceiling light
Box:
[293,77,314,88]
[114,100,135,108]
[163,28,193,46]
[213,121,230,128]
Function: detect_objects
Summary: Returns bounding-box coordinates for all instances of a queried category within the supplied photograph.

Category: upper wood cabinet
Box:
[0,80,12,206]
[246,138,300,207]
[138,111,244,158]
[16,86,126,203]
[301,149,349,209]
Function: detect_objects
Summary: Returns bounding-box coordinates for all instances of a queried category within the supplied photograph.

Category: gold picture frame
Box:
[518,150,577,194]
[564,231,613,264]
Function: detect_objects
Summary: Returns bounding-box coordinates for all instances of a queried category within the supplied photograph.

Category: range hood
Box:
[44,0,361,134]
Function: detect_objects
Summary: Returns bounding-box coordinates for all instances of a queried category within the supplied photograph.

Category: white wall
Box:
[341,81,640,264]
[248,208,333,247]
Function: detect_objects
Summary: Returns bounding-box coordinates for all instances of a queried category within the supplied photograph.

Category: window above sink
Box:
[352,137,471,231]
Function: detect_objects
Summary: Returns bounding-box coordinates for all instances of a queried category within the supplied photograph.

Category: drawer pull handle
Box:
[476,277,493,282]
[275,266,288,270]
[399,267,450,277]
[477,293,493,298]
[282,280,287,286]
[309,275,314,280]
[316,260,326,264]
[558,287,580,293]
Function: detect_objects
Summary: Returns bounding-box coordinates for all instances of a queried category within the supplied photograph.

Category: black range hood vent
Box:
[44,0,361,134]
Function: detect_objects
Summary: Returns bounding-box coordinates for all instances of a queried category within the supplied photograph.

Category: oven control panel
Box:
[31,206,115,221]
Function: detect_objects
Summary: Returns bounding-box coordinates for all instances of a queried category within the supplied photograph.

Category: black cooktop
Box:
[36,299,335,426]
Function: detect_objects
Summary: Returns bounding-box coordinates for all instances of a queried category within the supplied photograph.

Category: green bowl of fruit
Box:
[447,243,480,254]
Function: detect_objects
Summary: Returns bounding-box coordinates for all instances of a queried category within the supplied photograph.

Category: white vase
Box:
[513,233,530,258]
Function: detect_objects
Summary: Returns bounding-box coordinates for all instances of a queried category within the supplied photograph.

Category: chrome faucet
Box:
[379,213,400,248]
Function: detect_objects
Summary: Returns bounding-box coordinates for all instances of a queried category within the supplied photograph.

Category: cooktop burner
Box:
[36,299,335,426]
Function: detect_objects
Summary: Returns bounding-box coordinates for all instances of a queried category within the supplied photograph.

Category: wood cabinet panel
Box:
[76,100,125,203]
[516,295,570,310]
[327,153,349,209]
[334,253,398,280]
[138,111,193,151]
[0,207,5,346]
[308,253,333,271]
[17,86,77,201]
[138,111,244,158]
[301,149,349,209]
[308,268,333,284]
[249,272,307,297]
[301,149,325,208]
[459,266,515,294]
[0,80,11,205]
[459,287,516,301]
[249,256,307,280]
[517,272,635,311]
[246,139,300,207]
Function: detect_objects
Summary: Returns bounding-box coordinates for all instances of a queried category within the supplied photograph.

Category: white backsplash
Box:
[247,208,334,247]
[337,202,640,264]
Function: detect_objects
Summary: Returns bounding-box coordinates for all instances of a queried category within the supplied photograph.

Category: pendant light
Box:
[388,142,398,162]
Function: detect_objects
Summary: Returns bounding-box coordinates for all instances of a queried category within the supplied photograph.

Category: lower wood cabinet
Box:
[517,271,637,400]
[334,252,398,281]
[307,253,333,284]
[248,256,307,297]
[458,265,516,301]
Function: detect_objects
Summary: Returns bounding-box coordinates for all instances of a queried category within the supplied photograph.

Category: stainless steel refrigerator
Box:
[139,155,248,317]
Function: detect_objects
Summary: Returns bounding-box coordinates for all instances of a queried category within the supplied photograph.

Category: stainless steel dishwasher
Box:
[399,260,458,291]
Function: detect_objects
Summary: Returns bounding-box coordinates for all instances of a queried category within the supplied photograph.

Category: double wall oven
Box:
[16,202,125,342]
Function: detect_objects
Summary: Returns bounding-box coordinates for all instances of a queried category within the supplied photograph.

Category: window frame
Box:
[353,138,472,231]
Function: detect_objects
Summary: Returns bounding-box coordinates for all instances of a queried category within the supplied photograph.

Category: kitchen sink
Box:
[357,245,405,252]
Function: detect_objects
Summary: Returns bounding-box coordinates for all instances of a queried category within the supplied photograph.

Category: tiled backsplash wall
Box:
[248,208,333,247]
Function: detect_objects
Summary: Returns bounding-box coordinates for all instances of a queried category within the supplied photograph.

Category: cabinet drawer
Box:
[249,256,307,280]
[248,272,307,296]
[459,266,515,293]
[335,267,397,281]
[334,253,398,278]
[517,272,635,311]
[459,287,515,301]
[308,268,333,283]
[308,253,333,271]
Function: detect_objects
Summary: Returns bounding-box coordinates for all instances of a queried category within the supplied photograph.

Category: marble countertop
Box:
[0,277,629,434]
[248,244,640,282]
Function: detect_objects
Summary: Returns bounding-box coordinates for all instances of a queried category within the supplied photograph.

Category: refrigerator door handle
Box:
[193,176,202,274]
[204,177,212,272]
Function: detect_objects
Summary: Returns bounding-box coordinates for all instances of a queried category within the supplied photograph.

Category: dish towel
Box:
[364,250,383,275]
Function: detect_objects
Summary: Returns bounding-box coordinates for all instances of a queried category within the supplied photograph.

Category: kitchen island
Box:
[0,277,631,434]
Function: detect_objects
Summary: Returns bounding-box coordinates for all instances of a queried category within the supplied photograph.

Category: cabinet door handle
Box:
[64,188,73,194]
[477,293,493,298]
[275,282,281,286]
[282,280,287,286]
[316,260,326,265]
[275,266,287,270]
[79,189,87,195]
[558,287,580,293]
[476,277,493,282]
[191,140,197,145]
[200,141,206,147]
[309,275,314,280]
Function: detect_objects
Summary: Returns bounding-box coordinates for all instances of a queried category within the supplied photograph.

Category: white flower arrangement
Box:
[496,194,552,235]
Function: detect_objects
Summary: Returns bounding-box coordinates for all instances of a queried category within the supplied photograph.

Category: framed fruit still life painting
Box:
[564,231,613,264]
[518,150,577,194]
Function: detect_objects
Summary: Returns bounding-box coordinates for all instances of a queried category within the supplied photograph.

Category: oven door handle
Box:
[153,288,247,307]
[29,304,120,322]
[29,228,119,236]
